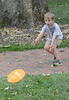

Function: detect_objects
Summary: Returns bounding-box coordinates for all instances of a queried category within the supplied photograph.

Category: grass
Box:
[0,38,69,52]
[59,39,69,48]
[0,73,69,100]
[0,42,44,52]
[47,0,69,25]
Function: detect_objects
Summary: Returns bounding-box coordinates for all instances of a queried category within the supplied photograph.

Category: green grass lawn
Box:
[0,73,69,100]
[47,0,69,25]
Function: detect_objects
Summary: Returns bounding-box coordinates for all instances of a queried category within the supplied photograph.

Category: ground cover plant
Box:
[0,73,69,100]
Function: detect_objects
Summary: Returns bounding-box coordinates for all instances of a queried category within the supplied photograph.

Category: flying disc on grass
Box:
[7,69,25,83]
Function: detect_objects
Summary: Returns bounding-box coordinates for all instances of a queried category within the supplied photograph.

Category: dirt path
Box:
[0,48,69,77]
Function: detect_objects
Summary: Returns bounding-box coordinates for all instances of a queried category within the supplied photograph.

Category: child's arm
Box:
[50,35,56,48]
[31,31,43,46]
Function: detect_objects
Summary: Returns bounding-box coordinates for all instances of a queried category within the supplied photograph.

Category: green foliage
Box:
[59,39,69,48]
[0,73,69,99]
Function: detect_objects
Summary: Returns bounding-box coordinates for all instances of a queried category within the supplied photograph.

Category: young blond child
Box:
[31,12,63,66]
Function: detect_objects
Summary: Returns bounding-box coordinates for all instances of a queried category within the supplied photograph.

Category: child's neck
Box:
[49,23,54,29]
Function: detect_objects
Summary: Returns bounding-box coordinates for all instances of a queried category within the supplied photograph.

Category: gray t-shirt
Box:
[41,23,63,41]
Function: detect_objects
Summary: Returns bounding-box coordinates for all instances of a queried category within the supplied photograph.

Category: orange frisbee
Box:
[7,69,25,83]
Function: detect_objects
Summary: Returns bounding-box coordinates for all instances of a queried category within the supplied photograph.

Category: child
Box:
[31,12,63,66]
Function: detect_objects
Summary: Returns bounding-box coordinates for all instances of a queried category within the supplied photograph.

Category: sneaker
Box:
[54,56,56,60]
[53,60,62,66]
[53,56,56,63]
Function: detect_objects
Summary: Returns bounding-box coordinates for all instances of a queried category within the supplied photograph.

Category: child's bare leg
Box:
[49,45,60,60]
[44,44,60,60]
[44,44,54,55]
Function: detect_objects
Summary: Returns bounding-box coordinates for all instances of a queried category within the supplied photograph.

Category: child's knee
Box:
[49,46,56,52]
[49,48,52,52]
[44,46,49,51]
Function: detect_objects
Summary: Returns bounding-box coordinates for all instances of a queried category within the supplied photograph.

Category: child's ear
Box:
[52,19,55,22]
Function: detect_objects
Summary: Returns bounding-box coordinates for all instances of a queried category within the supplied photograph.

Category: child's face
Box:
[45,18,54,28]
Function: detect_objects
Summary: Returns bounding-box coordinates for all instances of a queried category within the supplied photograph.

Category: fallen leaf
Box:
[59,50,65,52]
[17,59,22,62]
[11,92,17,96]
[42,74,50,76]
[42,54,46,56]
[56,89,59,93]
[4,87,9,90]
[39,61,43,64]
[10,87,15,91]
[4,45,11,48]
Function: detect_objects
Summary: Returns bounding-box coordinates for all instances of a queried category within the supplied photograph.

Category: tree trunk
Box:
[0,0,49,29]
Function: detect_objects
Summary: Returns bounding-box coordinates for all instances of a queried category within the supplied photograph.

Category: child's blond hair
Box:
[44,12,55,21]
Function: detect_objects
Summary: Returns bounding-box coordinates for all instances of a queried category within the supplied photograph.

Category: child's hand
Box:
[31,40,37,46]
[50,44,53,48]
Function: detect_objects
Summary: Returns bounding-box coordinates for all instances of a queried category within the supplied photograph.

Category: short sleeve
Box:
[53,25,61,36]
[41,25,47,33]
